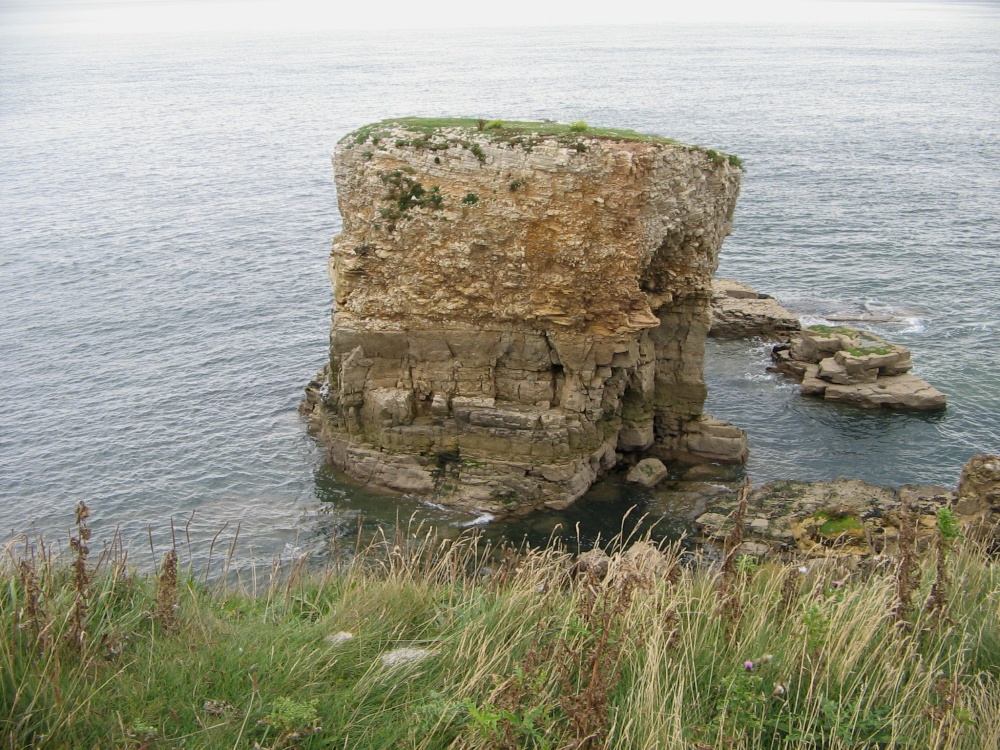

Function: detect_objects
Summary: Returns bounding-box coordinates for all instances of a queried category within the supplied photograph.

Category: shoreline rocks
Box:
[303,119,748,515]
[693,454,999,559]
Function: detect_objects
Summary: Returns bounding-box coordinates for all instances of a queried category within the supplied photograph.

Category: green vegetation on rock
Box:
[846,345,895,357]
[807,324,857,337]
[813,508,866,538]
[344,117,743,167]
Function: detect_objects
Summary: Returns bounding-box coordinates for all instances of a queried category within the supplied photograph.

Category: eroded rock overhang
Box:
[302,119,748,514]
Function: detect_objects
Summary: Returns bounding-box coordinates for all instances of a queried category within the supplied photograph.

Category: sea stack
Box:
[302,118,747,514]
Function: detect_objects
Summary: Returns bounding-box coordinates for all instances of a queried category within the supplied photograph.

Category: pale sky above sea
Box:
[0,0,983,34]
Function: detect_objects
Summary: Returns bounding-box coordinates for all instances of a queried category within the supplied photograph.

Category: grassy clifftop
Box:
[3,503,998,748]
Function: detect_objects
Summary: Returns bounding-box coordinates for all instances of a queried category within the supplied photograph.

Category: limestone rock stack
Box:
[302,119,747,514]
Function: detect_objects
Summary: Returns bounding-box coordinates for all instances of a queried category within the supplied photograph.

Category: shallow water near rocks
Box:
[1,3,998,566]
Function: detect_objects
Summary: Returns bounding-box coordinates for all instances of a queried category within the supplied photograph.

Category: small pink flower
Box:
[744,660,754,671]
[832,580,843,588]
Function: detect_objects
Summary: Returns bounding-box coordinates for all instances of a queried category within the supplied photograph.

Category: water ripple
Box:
[2,7,999,560]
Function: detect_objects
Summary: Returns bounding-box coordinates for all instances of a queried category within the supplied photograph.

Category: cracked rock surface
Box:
[302,120,747,514]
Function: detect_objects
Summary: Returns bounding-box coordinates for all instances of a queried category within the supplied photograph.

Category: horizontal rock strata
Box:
[302,119,747,514]
[709,279,800,339]
[771,325,946,410]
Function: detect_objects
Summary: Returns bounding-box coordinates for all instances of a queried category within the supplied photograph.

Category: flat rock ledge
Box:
[709,279,801,339]
[693,454,1000,559]
[303,119,749,515]
[771,325,946,411]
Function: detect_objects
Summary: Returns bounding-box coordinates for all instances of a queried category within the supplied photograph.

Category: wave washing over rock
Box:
[302,119,748,515]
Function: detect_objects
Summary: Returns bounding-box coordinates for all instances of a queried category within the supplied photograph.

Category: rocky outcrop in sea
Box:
[772,326,946,410]
[706,280,947,411]
[709,278,800,339]
[302,119,747,514]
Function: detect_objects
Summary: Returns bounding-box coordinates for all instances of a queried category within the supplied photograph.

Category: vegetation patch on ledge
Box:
[344,117,744,168]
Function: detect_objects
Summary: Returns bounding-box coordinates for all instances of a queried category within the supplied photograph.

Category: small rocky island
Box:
[772,325,947,410]
[709,279,947,411]
[303,118,749,514]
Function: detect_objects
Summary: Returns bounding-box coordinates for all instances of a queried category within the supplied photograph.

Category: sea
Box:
[2,1,998,570]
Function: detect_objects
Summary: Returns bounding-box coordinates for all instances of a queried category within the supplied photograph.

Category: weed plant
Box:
[2,510,998,749]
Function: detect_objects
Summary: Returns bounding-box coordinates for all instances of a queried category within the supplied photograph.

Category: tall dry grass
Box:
[1,510,998,749]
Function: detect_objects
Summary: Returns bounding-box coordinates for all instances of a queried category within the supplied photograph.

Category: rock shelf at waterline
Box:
[302,118,748,515]
[707,279,947,411]
[694,454,1000,559]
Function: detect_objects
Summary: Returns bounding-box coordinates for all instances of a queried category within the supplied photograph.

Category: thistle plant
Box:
[67,500,92,650]
[16,558,49,647]
[718,478,751,639]
[155,547,179,631]
[893,502,919,624]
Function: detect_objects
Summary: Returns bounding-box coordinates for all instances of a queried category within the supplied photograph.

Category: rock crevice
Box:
[302,120,747,513]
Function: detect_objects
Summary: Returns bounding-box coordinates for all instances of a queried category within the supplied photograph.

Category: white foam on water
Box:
[459,513,495,528]
[419,500,448,512]
[897,317,927,333]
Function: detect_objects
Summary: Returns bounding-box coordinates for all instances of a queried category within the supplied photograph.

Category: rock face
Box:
[771,325,946,411]
[709,279,800,339]
[302,119,747,514]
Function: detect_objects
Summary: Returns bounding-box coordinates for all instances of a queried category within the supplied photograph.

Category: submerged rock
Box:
[303,119,747,514]
[626,457,669,488]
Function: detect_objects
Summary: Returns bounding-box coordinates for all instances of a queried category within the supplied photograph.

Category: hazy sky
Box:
[0,0,961,34]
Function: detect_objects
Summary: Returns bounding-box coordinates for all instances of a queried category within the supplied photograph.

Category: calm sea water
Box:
[2,3,998,566]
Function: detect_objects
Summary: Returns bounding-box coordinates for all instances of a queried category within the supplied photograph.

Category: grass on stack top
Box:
[2,504,998,749]
[344,117,744,167]
[371,117,682,144]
